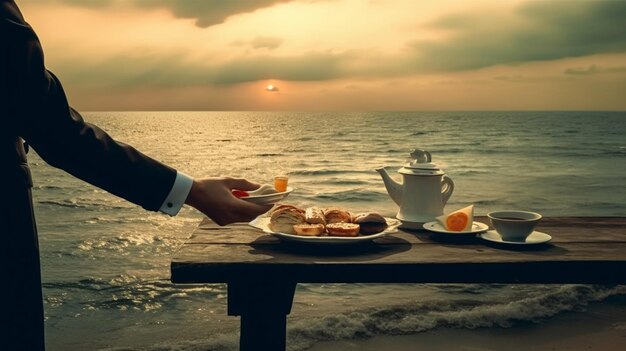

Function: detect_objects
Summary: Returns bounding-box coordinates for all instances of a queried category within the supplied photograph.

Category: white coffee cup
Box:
[487,210,542,242]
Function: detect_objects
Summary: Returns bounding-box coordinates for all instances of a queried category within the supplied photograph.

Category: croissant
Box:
[305,207,326,224]
[323,207,352,224]
[269,206,306,234]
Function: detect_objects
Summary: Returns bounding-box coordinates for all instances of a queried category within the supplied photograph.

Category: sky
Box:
[20,0,626,111]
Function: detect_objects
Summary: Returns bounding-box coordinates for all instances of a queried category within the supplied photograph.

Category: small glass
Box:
[274,175,289,192]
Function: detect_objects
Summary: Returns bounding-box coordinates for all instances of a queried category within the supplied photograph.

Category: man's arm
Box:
[4,3,177,211]
[3,1,273,222]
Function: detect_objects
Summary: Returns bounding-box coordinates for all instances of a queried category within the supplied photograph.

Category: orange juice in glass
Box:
[274,176,288,192]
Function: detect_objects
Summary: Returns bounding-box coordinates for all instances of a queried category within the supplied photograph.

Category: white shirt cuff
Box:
[159,171,194,216]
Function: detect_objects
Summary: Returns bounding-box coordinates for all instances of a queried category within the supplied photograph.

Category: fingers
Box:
[234,198,274,215]
[211,200,272,226]
[188,176,274,226]
[222,201,273,225]
[224,177,262,191]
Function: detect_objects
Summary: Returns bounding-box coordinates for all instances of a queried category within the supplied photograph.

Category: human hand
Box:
[185,177,273,225]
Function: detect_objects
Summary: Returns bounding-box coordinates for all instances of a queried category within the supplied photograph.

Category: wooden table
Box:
[170,217,626,351]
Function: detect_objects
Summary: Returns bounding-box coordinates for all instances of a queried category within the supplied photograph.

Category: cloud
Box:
[233,36,284,50]
[43,0,626,89]
[53,51,346,88]
[564,64,626,76]
[492,75,526,82]
[210,52,345,84]
[36,0,114,8]
[37,0,294,27]
[207,1,626,83]
[31,0,294,28]
[134,0,294,27]
[408,0,626,72]
[250,36,284,50]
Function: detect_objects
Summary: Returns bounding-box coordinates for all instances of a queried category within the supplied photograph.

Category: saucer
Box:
[477,230,552,245]
[422,221,489,235]
[241,187,293,205]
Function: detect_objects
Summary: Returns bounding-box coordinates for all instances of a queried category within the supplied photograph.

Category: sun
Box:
[265,84,279,92]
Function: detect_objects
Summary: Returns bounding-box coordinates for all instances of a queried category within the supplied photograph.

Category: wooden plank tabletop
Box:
[171,217,626,285]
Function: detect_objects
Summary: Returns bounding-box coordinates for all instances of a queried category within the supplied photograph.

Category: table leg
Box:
[227,279,297,351]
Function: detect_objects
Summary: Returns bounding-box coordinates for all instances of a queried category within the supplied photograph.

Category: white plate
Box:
[477,230,552,245]
[248,217,401,244]
[422,221,489,235]
[241,187,293,205]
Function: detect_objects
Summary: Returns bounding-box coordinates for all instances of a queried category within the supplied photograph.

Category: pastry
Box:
[326,222,360,237]
[305,207,326,224]
[293,223,325,236]
[353,212,388,235]
[323,207,352,224]
[271,204,304,215]
[269,206,306,234]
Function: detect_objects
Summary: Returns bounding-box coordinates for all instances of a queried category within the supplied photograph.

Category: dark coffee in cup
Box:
[487,211,542,242]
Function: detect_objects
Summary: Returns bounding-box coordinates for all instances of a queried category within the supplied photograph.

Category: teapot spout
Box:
[376,167,403,206]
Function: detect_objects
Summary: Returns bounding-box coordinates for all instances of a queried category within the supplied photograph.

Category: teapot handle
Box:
[441,175,454,205]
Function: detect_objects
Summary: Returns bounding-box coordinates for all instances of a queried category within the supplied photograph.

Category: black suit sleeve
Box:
[3,1,177,211]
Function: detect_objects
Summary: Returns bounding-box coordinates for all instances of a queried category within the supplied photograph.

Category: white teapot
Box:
[376,149,454,229]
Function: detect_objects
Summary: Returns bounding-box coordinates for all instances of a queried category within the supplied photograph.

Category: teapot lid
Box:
[399,149,445,175]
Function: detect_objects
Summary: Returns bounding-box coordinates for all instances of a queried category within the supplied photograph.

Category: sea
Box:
[28,111,625,350]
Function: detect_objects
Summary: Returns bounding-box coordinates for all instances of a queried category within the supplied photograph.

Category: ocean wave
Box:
[93,285,626,351]
[484,131,509,137]
[471,199,507,206]
[323,179,369,186]
[452,169,489,176]
[431,147,468,154]
[38,200,86,209]
[38,199,129,210]
[290,169,370,176]
[603,147,626,156]
[286,285,625,350]
[98,334,239,351]
[44,277,226,311]
[33,185,64,190]
[44,277,121,292]
[315,189,387,202]
[571,201,626,212]
[295,136,315,141]
[76,232,178,253]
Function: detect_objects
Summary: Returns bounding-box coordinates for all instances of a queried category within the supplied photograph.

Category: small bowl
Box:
[487,210,542,242]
